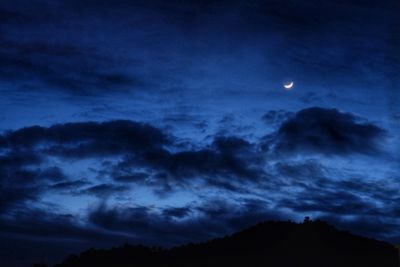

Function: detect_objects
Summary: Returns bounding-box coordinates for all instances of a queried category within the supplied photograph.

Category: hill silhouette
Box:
[41,219,398,267]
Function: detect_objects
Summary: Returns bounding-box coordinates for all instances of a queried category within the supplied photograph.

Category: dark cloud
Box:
[39,167,68,181]
[0,205,145,267]
[0,0,151,95]
[162,207,192,219]
[0,120,270,218]
[265,107,386,155]
[113,172,149,183]
[78,184,129,198]
[0,112,389,211]
[0,38,144,94]
[98,136,261,183]
[276,166,400,232]
[2,120,170,154]
[283,172,400,218]
[0,197,281,262]
[268,156,400,244]
[262,110,293,125]
[274,160,326,181]
[0,185,38,214]
[50,180,91,192]
[0,150,42,168]
[0,114,398,266]
[0,151,66,213]
[280,190,383,217]
[0,120,172,215]
[110,135,266,194]
[147,136,262,179]
[88,199,284,245]
[0,206,134,245]
[0,120,268,211]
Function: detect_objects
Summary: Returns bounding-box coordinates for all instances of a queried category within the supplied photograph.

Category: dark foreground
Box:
[40,220,398,267]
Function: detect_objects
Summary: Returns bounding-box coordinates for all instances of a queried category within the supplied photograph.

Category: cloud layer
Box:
[1,107,397,254]
[266,107,386,155]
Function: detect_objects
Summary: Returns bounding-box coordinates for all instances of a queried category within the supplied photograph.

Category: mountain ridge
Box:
[36,219,398,267]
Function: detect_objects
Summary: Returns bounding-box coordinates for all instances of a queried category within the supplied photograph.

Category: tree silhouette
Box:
[43,220,399,267]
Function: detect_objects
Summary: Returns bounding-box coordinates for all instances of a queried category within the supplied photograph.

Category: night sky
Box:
[1,0,400,266]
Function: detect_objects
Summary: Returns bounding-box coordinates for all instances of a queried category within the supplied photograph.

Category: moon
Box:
[283,81,294,90]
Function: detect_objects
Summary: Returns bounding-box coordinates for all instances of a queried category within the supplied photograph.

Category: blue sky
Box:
[0,0,399,266]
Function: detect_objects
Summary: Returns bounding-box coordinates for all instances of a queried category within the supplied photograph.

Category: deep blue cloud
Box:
[2,120,170,153]
[265,107,386,155]
[87,199,284,246]
[139,136,262,179]
[0,151,65,213]
[262,110,293,125]
[0,113,398,266]
[77,184,129,198]
[50,180,91,192]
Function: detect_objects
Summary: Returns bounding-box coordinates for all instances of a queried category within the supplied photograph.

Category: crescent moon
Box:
[284,82,294,90]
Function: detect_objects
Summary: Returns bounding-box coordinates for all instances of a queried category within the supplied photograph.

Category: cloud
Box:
[0,111,389,208]
[0,38,144,94]
[280,190,384,217]
[77,184,129,198]
[87,198,284,245]
[109,135,266,194]
[0,120,173,213]
[0,1,150,95]
[265,107,386,155]
[275,159,397,209]
[39,167,68,181]
[0,113,397,267]
[274,160,326,180]
[0,197,283,260]
[0,120,268,210]
[2,120,170,153]
[262,110,293,125]
[0,151,67,213]
[0,206,133,244]
[162,207,192,219]
[276,166,400,236]
[0,205,146,267]
[1,120,265,182]
[144,136,260,179]
[269,156,400,244]
[113,172,149,183]
[50,180,91,192]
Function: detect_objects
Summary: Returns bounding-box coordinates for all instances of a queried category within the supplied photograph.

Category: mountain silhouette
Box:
[41,219,398,267]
